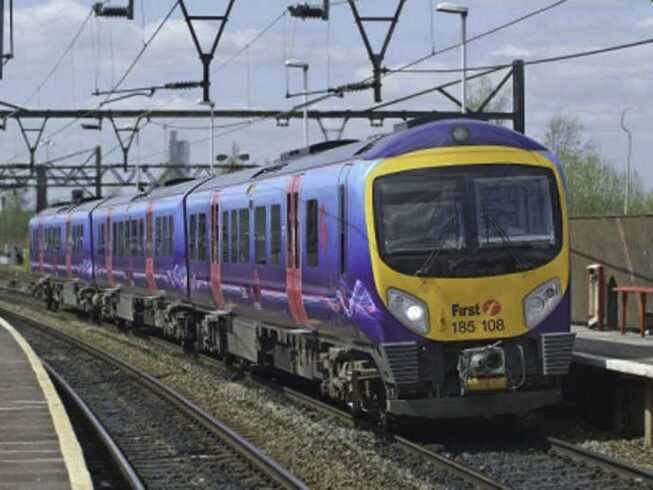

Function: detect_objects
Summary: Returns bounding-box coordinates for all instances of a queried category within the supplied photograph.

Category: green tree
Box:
[543,115,648,216]
[466,76,508,124]
[0,189,33,247]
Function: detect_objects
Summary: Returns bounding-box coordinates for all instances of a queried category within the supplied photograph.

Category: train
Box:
[28,118,575,424]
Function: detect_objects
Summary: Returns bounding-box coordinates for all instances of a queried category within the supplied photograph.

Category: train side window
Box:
[270,204,281,266]
[189,214,197,260]
[239,208,250,263]
[168,216,174,258]
[131,220,138,256]
[254,206,266,265]
[211,204,219,263]
[113,223,117,256]
[117,222,123,257]
[306,199,319,267]
[138,220,144,257]
[230,209,238,263]
[222,210,229,263]
[198,213,207,261]
[155,217,161,256]
[161,217,168,256]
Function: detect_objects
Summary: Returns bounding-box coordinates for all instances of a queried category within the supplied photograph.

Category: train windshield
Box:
[373,164,562,278]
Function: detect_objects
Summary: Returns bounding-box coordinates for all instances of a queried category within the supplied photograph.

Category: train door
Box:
[337,164,352,284]
[106,209,114,285]
[65,215,72,280]
[145,201,156,292]
[210,193,225,308]
[286,175,309,325]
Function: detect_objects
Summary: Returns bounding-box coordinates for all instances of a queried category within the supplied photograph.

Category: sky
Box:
[2,0,653,200]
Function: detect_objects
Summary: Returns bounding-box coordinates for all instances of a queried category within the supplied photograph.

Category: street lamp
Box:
[621,107,634,215]
[285,59,310,147]
[436,2,468,114]
[197,99,216,175]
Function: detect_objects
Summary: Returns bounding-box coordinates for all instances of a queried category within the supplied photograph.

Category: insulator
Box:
[288,4,326,20]
[164,81,203,90]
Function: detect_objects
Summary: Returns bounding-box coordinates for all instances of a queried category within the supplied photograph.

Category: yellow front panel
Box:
[365,146,569,342]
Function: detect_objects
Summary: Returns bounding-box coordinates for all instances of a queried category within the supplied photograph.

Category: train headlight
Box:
[388,288,430,334]
[523,278,562,329]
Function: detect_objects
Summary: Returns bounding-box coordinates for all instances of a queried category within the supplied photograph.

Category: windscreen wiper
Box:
[481,200,532,271]
[415,200,461,276]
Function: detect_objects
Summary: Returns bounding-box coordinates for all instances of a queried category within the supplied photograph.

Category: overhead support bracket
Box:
[16,117,48,170]
[108,116,146,171]
[348,0,406,102]
[93,0,134,19]
[179,0,236,103]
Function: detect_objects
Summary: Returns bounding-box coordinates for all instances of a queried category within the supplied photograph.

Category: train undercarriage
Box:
[33,276,574,424]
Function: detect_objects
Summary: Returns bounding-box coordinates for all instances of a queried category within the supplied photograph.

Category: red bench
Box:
[613,286,653,338]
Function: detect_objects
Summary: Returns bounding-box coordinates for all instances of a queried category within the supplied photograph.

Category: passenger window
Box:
[254,206,266,265]
[239,209,250,263]
[168,216,174,258]
[198,213,207,261]
[211,204,219,263]
[113,223,118,256]
[230,210,238,263]
[222,210,229,263]
[189,214,197,260]
[306,199,319,267]
[155,217,162,256]
[138,220,144,257]
[270,204,281,266]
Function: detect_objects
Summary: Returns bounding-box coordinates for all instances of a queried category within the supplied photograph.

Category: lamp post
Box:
[285,59,310,147]
[198,99,216,175]
[621,107,633,215]
[436,2,468,114]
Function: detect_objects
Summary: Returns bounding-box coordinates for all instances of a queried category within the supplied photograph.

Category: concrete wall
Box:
[570,215,653,328]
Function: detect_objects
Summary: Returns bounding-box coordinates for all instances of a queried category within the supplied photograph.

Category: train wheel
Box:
[379,411,400,432]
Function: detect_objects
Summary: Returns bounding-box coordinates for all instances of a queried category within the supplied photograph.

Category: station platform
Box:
[572,324,653,446]
[572,325,653,378]
[0,316,92,490]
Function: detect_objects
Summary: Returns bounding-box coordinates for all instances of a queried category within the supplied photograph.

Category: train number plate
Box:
[451,318,506,335]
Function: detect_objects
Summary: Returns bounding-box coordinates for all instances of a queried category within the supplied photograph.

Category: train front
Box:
[364,121,574,419]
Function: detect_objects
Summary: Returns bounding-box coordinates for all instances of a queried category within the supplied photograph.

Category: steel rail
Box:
[43,361,146,490]
[4,284,653,486]
[549,436,653,483]
[0,307,307,490]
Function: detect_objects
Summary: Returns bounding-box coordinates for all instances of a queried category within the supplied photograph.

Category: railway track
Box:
[3,283,653,488]
[0,306,306,490]
[45,361,145,490]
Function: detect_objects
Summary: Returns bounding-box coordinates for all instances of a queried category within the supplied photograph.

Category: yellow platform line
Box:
[0,316,93,490]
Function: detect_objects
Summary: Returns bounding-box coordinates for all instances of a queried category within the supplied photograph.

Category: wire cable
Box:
[384,36,653,74]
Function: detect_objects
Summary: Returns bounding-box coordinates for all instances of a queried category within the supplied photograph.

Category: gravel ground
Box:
[403,417,653,489]
[523,410,653,473]
[0,297,470,489]
[17,322,268,490]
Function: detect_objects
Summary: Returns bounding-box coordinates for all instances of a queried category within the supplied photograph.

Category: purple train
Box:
[29,119,575,422]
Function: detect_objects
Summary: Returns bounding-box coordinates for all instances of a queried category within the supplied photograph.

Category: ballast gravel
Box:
[0,298,470,489]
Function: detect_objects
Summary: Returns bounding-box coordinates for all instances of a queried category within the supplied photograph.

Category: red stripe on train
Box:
[210,192,226,309]
[286,175,309,326]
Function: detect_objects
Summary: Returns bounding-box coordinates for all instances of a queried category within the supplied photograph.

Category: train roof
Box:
[34,119,549,217]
